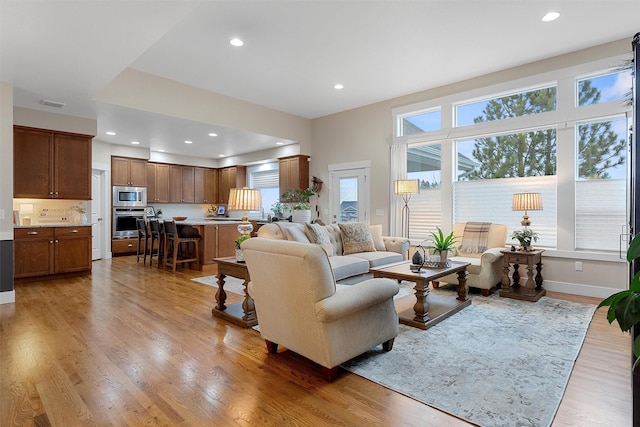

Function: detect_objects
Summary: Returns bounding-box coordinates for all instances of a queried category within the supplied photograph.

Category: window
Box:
[248,163,279,218]
[407,144,442,239]
[398,109,441,136]
[577,70,632,106]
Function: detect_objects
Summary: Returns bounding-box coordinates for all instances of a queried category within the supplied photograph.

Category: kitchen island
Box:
[172,219,241,268]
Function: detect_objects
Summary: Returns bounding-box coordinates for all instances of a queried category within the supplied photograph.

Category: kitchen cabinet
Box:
[181,166,195,203]
[197,223,237,266]
[14,126,92,199]
[169,165,183,203]
[147,162,170,203]
[14,226,92,279]
[112,156,147,186]
[112,238,137,256]
[218,166,246,204]
[195,167,218,204]
[279,155,310,197]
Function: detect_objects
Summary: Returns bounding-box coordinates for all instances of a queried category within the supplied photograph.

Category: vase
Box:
[235,248,245,263]
[291,210,311,223]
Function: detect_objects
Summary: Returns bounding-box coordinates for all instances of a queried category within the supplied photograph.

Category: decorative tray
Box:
[410,261,451,272]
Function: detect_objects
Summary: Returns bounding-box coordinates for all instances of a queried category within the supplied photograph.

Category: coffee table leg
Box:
[241,278,257,323]
[215,274,227,311]
[412,279,430,324]
[456,269,469,301]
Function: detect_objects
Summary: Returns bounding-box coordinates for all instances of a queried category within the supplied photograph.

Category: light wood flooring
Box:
[0,256,632,426]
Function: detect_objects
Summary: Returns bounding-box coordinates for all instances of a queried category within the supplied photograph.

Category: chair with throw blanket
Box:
[242,237,400,381]
[434,222,508,296]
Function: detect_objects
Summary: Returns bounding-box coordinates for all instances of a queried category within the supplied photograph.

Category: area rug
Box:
[341,292,596,427]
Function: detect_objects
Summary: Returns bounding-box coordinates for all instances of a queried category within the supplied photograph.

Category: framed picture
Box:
[217,206,225,215]
[146,206,156,217]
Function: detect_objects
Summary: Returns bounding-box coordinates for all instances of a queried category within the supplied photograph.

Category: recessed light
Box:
[219,154,225,157]
[185,140,193,144]
[105,131,116,136]
[276,141,284,145]
[131,141,140,145]
[158,149,165,152]
[334,84,344,90]
[209,133,218,137]
[230,38,244,47]
[541,11,560,22]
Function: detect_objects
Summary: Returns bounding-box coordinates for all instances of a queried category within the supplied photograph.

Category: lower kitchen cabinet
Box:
[14,226,92,279]
[197,223,237,266]
[112,238,138,256]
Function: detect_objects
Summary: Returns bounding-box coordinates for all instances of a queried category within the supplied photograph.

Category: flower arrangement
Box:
[511,229,539,251]
[280,187,316,210]
[70,202,86,214]
[234,234,251,249]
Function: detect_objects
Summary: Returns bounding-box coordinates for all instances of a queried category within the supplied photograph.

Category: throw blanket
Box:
[458,222,491,253]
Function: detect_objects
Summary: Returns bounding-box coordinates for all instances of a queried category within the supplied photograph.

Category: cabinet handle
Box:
[55,240,59,243]
[27,231,38,235]
[70,229,79,233]
[127,243,133,248]
[50,240,54,244]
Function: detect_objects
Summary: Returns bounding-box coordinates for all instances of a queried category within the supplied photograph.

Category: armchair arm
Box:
[315,278,399,323]
[383,236,410,260]
[480,247,504,265]
[478,247,505,285]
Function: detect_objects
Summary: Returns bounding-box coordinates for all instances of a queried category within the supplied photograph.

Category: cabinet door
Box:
[129,159,147,186]
[54,227,92,273]
[181,166,195,203]
[194,168,205,204]
[216,224,237,258]
[14,228,54,278]
[13,127,54,198]
[147,163,157,202]
[111,157,131,186]
[155,164,170,203]
[204,168,218,204]
[218,168,230,203]
[169,165,183,203]
[54,133,91,199]
[201,225,217,265]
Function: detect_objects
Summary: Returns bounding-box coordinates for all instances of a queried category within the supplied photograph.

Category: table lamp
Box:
[512,192,543,228]
[394,179,419,238]
[228,187,262,236]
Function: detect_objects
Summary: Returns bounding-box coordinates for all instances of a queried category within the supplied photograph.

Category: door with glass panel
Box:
[329,167,370,224]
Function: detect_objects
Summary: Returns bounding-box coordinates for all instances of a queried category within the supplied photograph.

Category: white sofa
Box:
[435,222,508,296]
[257,222,409,285]
[243,238,399,381]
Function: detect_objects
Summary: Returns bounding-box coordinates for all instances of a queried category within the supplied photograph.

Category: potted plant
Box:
[425,227,459,263]
[281,187,316,223]
[70,202,88,224]
[598,233,640,369]
[234,234,251,263]
[156,209,163,219]
[271,201,291,219]
[511,229,539,251]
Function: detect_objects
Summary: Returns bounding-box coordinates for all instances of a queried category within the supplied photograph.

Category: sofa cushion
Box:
[346,251,403,268]
[369,224,386,251]
[284,224,311,243]
[305,223,335,256]
[338,222,375,255]
[329,255,370,282]
[449,255,482,275]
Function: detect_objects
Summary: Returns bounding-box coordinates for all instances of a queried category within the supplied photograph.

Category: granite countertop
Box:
[173,219,242,226]
[14,223,92,228]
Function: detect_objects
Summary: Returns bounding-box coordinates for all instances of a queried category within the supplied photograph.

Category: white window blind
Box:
[454,175,557,248]
[250,170,279,188]
[407,189,442,242]
[575,179,626,251]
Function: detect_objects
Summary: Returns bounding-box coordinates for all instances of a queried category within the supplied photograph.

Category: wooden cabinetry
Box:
[147,162,170,203]
[112,238,137,256]
[195,168,218,204]
[14,226,92,279]
[112,156,147,186]
[169,165,182,203]
[181,166,195,203]
[14,126,93,199]
[218,166,247,204]
[198,223,237,266]
[279,155,310,196]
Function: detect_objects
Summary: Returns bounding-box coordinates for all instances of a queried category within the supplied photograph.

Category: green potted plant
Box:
[234,234,251,263]
[511,229,539,251]
[281,187,316,222]
[270,201,291,219]
[425,227,459,263]
[598,233,640,369]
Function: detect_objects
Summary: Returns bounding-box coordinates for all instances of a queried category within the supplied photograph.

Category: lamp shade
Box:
[228,187,262,212]
[394,179,420,195]
[512,193,543,211]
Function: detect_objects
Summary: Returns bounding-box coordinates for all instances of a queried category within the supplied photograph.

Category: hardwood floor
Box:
[1,256,632,426]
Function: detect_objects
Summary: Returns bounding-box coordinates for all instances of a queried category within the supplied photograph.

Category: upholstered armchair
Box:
[243,238,399,381]
[434,222,508,296]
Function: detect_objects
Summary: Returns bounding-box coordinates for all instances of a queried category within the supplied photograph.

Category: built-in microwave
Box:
[112,186,147,207]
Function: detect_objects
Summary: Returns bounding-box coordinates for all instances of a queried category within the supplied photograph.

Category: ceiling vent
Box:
[40,99,65,108]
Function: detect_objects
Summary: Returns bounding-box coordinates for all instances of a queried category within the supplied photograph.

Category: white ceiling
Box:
[2,0,639,159]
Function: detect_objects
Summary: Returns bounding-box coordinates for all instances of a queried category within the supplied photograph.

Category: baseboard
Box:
[0,290,15,304]
[543,280,623,299]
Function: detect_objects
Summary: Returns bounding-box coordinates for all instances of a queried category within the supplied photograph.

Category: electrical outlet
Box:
[575,261,583,271]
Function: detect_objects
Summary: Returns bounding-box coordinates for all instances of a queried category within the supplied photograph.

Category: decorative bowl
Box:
[172,216,187,221]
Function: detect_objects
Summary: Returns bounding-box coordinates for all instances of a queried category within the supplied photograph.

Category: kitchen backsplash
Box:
[12,199,91,226]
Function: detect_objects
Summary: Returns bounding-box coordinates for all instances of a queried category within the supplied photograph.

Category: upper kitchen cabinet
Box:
[147,162,170,203]
[218,166,246,204]
[279,155,309,196]
[195,167,218,204]
[14,126,93,200]
[112,156,147,186]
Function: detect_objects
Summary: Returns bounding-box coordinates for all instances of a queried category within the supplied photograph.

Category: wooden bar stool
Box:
[136,218,150,264]
[148,219,163,267]
[163,220,200,272]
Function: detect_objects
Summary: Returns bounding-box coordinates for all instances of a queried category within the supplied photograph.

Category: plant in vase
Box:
[270,201,291,219]
[234,234,251,262]
[70,202,88,224]
[425,227,458,264]
[511,229,539,251]
[156,209,163,219]
[281,187,316,223]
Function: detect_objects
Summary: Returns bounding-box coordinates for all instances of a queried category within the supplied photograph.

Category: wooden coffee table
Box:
[371,260,471,330]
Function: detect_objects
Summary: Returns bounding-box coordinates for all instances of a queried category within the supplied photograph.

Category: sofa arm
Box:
[383,236,410,260]
[315,278,399,322]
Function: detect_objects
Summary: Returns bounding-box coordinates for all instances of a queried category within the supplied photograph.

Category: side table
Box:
[212,257,258,328]
[499,249,545,302]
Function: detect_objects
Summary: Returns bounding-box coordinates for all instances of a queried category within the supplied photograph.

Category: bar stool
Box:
[136,218,150,264]
[164,220,201,272]
[148,219,163,267]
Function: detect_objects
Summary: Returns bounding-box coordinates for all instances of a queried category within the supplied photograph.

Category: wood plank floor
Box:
[1,256,632,426]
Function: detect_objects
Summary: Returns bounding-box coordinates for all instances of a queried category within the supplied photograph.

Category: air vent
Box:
[40,99,66,108]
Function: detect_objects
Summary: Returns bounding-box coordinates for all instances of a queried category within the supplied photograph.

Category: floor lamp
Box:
[394,179,419,238]
[228,187,262,237]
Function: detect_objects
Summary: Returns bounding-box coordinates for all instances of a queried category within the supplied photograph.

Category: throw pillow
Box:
[305,223,335,256]
[369,224,386,251]
[338,222,376,255]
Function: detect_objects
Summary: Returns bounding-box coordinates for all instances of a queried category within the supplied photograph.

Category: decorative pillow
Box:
[369,224,386,251]
[338,222,376,255]
[305,223,335,256]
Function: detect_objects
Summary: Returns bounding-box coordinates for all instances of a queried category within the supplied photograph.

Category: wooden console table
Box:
[499,249,545,302]
[212,257,257,328]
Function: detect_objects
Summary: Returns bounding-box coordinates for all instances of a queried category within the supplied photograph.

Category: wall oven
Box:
[113,186,147,207]
[113,207,146,238]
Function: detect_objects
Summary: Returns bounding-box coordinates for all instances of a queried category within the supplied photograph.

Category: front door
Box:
[329,162,370,224]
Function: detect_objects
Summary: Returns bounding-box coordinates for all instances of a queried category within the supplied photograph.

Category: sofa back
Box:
[258,222,346,255]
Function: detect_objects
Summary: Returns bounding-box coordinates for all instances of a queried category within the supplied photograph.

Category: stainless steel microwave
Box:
[112,186,147,207]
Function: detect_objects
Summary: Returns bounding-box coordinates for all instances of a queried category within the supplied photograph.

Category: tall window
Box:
[407,144,442,239]
[248,163,279,218]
